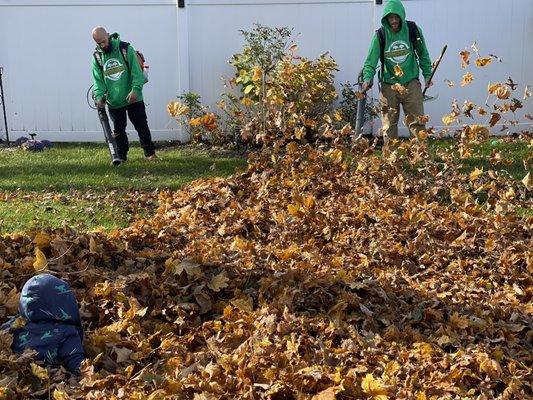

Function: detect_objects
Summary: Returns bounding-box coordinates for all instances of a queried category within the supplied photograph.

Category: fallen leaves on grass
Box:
[1,131,531,399]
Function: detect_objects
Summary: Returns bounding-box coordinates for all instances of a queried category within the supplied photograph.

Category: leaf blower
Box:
[87,84,122,165]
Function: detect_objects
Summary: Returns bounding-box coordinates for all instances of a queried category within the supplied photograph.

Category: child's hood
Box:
[19,274,83,340]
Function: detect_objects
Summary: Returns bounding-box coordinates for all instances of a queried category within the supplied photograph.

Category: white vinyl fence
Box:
[0,0,531,142]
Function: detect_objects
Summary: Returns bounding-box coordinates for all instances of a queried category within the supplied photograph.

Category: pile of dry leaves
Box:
[1,128,531,399]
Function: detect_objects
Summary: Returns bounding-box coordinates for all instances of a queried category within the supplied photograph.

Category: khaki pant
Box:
[380,79,425,140]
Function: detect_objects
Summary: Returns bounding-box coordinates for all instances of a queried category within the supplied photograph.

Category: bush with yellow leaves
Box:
[220,25,340,146]
[167,92,225,144]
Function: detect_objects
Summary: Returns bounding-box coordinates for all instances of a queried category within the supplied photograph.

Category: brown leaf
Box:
[460,50,471,68]
[489,112,501,127]
[312,386,341,400]
[354,91,365,100]
[208,273,229,292]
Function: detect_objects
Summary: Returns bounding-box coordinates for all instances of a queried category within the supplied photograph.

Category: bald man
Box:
[91,27,156,162]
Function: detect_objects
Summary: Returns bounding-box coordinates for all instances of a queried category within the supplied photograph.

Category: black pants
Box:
[108,101,155,159]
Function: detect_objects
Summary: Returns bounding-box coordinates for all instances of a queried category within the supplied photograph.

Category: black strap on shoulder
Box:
[93,51,104,70]
[406,21,420,51]
[119,41,130,70]
[376,27,385,67]
[377,20,420,67]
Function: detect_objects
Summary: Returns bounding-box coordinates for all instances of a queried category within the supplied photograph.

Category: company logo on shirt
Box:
[104,58,125,81]
[385,40,410,63]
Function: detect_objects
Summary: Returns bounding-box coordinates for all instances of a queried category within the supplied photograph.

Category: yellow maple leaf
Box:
[382,361,400,379]
[167,101,189,117]
[294,126,305,140]
[324,148,343,164]
[304,196,316,209]
[287,203,301,216]
[469,167,483,181]
[413,342,433,357]
[31,363,49,381]
[494,86,510,100]
[252,66,263,82]
[189,117,202,127]
[33,248,48,271]
[479,358,502,379]
[124,364,135,379]
[416,130,428,140]
[11,316,26,329]
[415,392,427,400]
[361,374,389,399]
[241,97,254,107]
[164,258,175,273]
[442,113,457,126]
[488,82,501,94]
[475,57,492,67]
[461,72,474,86]
[147,389,167,400]
[33,232,52,248]
[277,244,300,261]
[94,281,112,297]
[52,389,69,400]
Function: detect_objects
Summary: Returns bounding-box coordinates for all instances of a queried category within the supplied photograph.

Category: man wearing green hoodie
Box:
[362,0,432,141]
[92,27,156,162]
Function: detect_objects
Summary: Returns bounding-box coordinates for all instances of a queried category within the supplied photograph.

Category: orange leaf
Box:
[460,50,471,68]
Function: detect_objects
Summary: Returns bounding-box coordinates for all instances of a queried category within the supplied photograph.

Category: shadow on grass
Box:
[0,143,247,192]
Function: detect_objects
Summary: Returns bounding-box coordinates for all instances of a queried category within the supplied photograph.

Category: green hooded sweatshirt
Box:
[92,33,144,109]
[363,0,432,85]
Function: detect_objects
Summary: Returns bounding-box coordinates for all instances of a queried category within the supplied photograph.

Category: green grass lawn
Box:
[0,142,247,234]
[0,139,529,235]
[429,137,530,180]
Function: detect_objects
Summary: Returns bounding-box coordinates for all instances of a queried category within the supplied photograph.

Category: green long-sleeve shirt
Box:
[92,32,144,109]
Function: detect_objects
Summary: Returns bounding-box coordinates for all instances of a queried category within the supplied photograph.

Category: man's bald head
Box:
[92,27,107,40]
[92,27,111,52]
